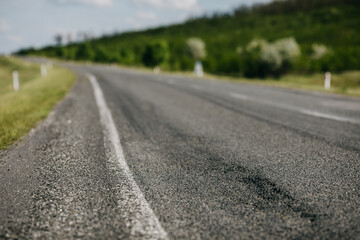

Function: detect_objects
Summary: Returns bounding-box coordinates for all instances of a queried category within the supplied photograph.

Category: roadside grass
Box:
[240,71,360,97]
[178,70,360,97]
[68,58,360,97]
[0,57,40,95]
[120,63,360,97]
[0,56,75,149]
[48,58,360,97]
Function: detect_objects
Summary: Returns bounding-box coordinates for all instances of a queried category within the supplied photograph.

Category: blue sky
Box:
[0,0,272,54]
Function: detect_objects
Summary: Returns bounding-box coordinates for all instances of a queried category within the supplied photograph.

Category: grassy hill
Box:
[17,0,360,78]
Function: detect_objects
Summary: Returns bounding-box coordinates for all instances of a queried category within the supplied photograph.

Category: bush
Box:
[118,49,135,65]
[75,43,94,61]
[214,55,241,74]
[242,37,301,78]
[311,43,329,60]
[93,47,111,63]
[142,40,169,67]
[272,37,301,62]
[186,38,207,60]
[16,0,360,76]
[55,47,65,58]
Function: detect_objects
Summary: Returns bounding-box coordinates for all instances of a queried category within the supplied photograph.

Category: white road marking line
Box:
[229,92,249,101]
[299,109,360,124]
[87,74,168,239]
[191,84,203,90]
[229,91,359,124]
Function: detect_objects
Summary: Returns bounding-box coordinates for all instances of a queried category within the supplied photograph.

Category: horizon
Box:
[0,0,273,54]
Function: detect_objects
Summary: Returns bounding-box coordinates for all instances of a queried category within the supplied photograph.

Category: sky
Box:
[0,0,273,54]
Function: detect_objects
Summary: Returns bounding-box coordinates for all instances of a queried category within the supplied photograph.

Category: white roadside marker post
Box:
[195,61,203,77]
[324,72,331,90]
[13,71,19,91]
[41,64,47,77]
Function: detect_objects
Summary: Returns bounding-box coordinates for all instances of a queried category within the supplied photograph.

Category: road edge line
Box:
[87,73,168,239]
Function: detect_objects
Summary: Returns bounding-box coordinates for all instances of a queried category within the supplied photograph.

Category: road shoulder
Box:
[0,75,126,239]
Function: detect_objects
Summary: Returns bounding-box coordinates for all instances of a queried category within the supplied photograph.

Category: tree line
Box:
[17,0,360,78]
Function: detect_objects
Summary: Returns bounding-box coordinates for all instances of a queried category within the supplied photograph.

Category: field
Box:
[0,57,75,149]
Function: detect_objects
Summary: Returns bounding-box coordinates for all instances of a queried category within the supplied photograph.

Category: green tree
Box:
[142,40,169,68]
[75,43,94,61]
[186,37,207,76]
[55,47,65,58]
[242,37,301,78]
[311,43,329,60]
[185,38,206,60]
[241,39,268,78]
[93,47,110,63]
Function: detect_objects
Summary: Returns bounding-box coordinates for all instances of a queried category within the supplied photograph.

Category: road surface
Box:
[1,61,359,239]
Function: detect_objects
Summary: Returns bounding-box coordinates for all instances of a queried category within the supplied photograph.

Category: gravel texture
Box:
[1,62,359,239]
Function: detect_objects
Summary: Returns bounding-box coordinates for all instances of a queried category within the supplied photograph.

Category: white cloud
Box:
[57,0,113,7]
[133,0,198,10]
[0,19,21,44]
[125,18,143,31]
[6,33,22,44]
[137,11,158,20]
[0,19,11,32]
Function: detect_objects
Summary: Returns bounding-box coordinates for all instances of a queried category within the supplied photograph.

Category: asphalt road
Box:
[1,61,359,239]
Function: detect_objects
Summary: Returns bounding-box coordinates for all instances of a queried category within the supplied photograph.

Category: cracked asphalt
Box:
[1,61,359,239]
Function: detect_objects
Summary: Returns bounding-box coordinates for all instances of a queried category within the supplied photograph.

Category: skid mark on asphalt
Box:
[87,74,168,240]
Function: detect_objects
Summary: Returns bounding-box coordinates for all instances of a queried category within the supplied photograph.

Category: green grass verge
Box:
[108,62,360,97]
[0,56,75,149]
[203,71,360,97]
[67,58,360,97]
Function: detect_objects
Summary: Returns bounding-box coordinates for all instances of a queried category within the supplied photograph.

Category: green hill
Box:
[17,0,360,78]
